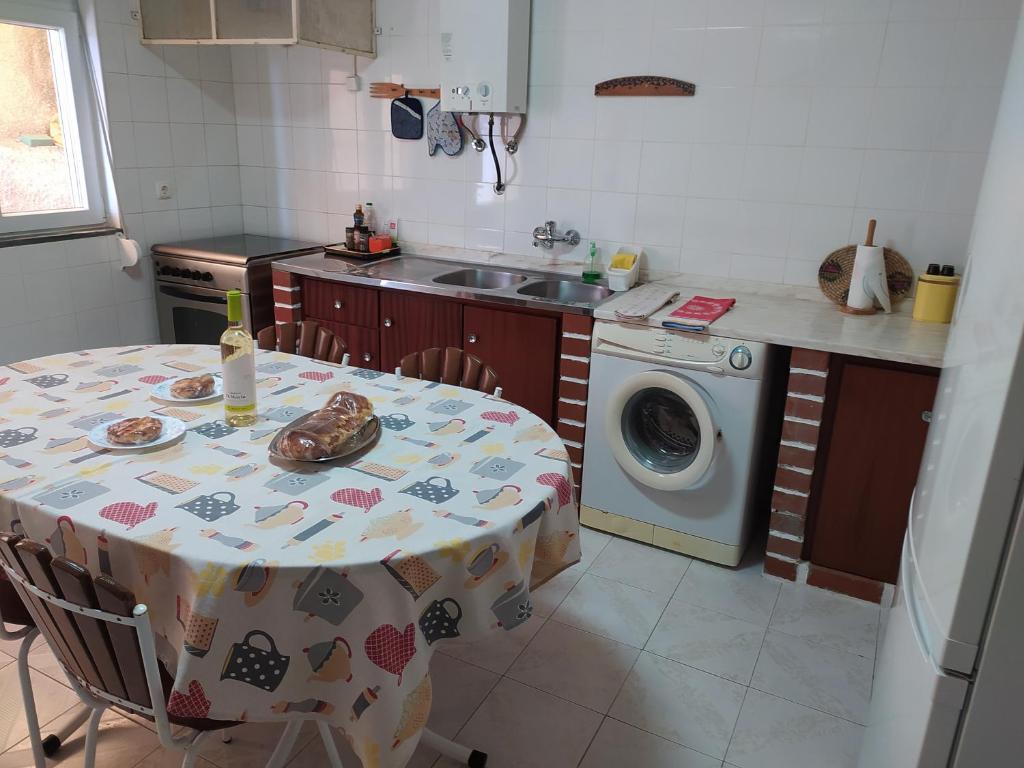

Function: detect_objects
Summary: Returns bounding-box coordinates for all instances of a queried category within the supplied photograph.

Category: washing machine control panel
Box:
[592,321,770,379]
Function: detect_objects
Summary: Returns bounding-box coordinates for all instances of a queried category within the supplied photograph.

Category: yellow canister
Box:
[913,273,960,323]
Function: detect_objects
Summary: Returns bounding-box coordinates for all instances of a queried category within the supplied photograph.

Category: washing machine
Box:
[580,320,778,566]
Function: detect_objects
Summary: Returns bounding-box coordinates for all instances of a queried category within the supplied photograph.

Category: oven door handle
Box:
[158,285,228,305]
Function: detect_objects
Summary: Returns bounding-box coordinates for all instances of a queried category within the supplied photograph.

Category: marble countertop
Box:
[595,275,949,368]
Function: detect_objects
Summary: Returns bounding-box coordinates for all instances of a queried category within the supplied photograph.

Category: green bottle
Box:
[582,241,601,284]
[220,290,257,426]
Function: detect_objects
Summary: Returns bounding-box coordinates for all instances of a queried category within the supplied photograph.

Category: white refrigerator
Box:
[858,10,1024,768]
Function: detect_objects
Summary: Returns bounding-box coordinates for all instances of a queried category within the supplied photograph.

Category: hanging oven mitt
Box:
[391,96,424,140]
[426,101,464,156]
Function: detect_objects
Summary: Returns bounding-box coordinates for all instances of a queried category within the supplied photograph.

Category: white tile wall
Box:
[0,0,238,363]
[238,0,1017,284]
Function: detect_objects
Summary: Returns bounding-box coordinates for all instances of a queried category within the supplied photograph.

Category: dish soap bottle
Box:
[220,289,257,426]
[582,241,601,284]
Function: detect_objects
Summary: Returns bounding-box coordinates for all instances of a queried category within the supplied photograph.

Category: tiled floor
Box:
[0,527,881,768]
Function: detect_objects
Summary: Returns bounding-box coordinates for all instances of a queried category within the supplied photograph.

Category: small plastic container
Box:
[369,234,393,253]
[607,250,640,292]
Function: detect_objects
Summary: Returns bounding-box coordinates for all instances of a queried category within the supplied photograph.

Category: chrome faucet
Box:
[532,220,581,249]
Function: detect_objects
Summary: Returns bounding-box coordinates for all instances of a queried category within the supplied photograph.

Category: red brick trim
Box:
[272,270,301,290]
[771,490,808,517]
[782,420,820,444]
[560,337,592,358]
[807,564,884,603]
[557,400,587,423]
[767,535,803,561]
[788,372,828,397]
[790,349,829,371]
[559,379,589,401]
[562,314,593,336]
[785,397,824,421]
[770,510,805,537]
[559,357,589,380]
[764,556,798,580]
[778,444,815,470]
[557,421,585,445]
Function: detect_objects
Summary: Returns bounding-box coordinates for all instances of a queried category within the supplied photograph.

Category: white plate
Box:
[151,375,223,404]
[88,416,187,451]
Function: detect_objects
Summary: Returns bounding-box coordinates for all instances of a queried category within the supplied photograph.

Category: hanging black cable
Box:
[489,113,504,195]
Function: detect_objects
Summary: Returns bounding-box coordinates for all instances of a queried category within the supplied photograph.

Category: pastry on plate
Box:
[170,373,216,399]
[106,416,164,446]
[277,391,375,461]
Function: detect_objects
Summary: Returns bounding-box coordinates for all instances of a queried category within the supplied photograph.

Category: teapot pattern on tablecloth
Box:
[0,345,580,768]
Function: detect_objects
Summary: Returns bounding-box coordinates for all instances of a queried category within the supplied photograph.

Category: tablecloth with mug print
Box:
[0,345,580,768]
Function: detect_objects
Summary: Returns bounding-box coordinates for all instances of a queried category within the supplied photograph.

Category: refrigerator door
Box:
[906,14,1024,675]
[857,539,969,768]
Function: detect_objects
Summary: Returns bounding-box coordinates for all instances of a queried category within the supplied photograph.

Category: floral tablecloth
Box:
[0,345,580,767]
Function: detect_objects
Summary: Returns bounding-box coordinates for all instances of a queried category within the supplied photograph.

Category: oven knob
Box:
[202,272,213,282]
[190,270,202,280]
[729,346,752,370]
[159,265,172,276]
[170,267,182,277]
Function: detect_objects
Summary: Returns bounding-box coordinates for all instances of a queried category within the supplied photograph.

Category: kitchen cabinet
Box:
[139,0,376,57]
[463,306,559,424]
[380,292,463,373]
[318,320,379,371]
[303,279,378,328]
[808,358,939,583]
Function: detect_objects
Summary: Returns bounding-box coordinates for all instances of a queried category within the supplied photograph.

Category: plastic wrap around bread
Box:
[276,392,375,461]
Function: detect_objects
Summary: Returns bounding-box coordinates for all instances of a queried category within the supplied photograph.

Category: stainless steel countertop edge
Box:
[274,253,614,316]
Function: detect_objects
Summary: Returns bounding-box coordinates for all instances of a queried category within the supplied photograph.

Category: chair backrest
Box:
[0,569,34,632]
[0,533,157,715]
[257,321,348,364]
[399,347,500,394]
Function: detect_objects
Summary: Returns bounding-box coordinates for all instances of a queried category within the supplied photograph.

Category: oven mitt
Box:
[391,96,424,140]
[426,101,463,157]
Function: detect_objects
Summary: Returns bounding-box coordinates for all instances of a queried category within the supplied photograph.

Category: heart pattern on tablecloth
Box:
[364,622,416,684]
[139,374,171,385]
[299,371,334,383]
[537,472,573,507]
[481,410,519,425]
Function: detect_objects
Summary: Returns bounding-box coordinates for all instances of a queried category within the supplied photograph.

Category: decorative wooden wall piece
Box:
[594,76,696,96]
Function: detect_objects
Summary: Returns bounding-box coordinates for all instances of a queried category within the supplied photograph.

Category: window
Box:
[0,1,105,233]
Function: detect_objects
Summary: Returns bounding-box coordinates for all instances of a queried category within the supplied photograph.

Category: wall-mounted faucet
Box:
[532,220,581,250]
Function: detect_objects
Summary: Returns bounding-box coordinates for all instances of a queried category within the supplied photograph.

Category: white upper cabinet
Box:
[139,0,376,57]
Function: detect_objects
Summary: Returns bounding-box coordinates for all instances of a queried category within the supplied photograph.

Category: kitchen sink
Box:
[517,280,613,303]
[433,268,529,290]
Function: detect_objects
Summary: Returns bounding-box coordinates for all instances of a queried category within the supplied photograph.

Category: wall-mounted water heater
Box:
[439,0,531,114]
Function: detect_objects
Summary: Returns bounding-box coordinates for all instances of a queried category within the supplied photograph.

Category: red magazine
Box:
[668,296,736,327]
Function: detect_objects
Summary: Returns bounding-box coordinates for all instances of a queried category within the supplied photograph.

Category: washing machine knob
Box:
[729,346,753,370]
[712,344,726,356]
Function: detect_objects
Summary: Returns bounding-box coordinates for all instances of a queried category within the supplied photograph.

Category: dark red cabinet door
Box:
[463,306,559,424]
[302,279,379,328]
[809,359,938,583]
[317,319,380,371]
[379,292,463,373]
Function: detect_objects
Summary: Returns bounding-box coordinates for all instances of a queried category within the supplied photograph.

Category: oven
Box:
[152,235,321,346]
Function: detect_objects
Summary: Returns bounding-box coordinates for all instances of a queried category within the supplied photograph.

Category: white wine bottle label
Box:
[222,349,255,411]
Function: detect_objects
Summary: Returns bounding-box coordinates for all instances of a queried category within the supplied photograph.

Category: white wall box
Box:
[439,0,531,114]
[138,0,376,57]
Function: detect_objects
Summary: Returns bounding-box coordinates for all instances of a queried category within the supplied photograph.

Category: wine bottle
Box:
[220,290,257,426]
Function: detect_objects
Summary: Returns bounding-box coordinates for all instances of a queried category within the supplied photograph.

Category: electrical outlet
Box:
[156,181,172,200]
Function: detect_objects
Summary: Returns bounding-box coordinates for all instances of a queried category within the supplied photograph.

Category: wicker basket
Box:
[818,245,914,306]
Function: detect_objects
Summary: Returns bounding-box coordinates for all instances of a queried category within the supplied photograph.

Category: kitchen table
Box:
[0,345,580,768]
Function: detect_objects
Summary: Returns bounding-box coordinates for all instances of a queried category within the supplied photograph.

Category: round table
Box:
[0,345,580,768]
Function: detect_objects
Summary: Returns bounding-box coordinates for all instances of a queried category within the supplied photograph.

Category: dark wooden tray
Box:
[324,243,401,261]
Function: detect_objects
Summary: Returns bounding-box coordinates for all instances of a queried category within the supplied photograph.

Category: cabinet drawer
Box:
[302,279,379,328]
[319,320,380,371]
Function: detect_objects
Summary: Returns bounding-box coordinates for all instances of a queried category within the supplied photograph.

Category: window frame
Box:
[0,0,107,234]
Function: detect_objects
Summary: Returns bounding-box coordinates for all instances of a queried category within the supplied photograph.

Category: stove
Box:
[153,235,322,344]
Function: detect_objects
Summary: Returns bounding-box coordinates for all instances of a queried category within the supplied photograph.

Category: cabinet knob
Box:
[922,410,932,423]
[468,334,478,344]
[383,318,393,328]
[334,299,344,310]
[362,352,372,363]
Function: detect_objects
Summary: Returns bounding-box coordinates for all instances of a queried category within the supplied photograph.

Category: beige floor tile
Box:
[437,678,602,768]
[1,711,160,768]
[588,537,691,596]
[646,600,766,685]
[769,583,880,659]
[579,717,721,768]
[726,689,864,768]
[507,620,639,713]
[553,573,670,648]
[0,664,80,752]
[132,746,218,768]
[182,721,317,768]
[437,614,544,674]
[530,563,584,618]
[577,526,612,569]
[675,560,781,627]
[0,651,12,671]
[609,652,745,760]
[750,630,873,724]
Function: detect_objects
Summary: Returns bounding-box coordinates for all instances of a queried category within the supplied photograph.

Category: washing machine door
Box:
[606,369,717,491]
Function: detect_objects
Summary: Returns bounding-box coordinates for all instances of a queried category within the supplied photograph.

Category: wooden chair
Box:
[398,347,501,395]
[257,321,349,365]
[0,567,91,767]
[0,533,352,768]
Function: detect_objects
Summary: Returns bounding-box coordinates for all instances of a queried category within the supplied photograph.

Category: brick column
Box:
[764,348,828,580]
[557,314,594,500]
[272,268,302,324]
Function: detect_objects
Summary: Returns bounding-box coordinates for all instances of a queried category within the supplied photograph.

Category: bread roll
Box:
[106,416,163,445]
[170,374,216,399]
[276,391,374,460]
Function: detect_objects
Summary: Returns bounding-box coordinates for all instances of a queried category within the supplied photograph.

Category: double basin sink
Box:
[432,268,613,304]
